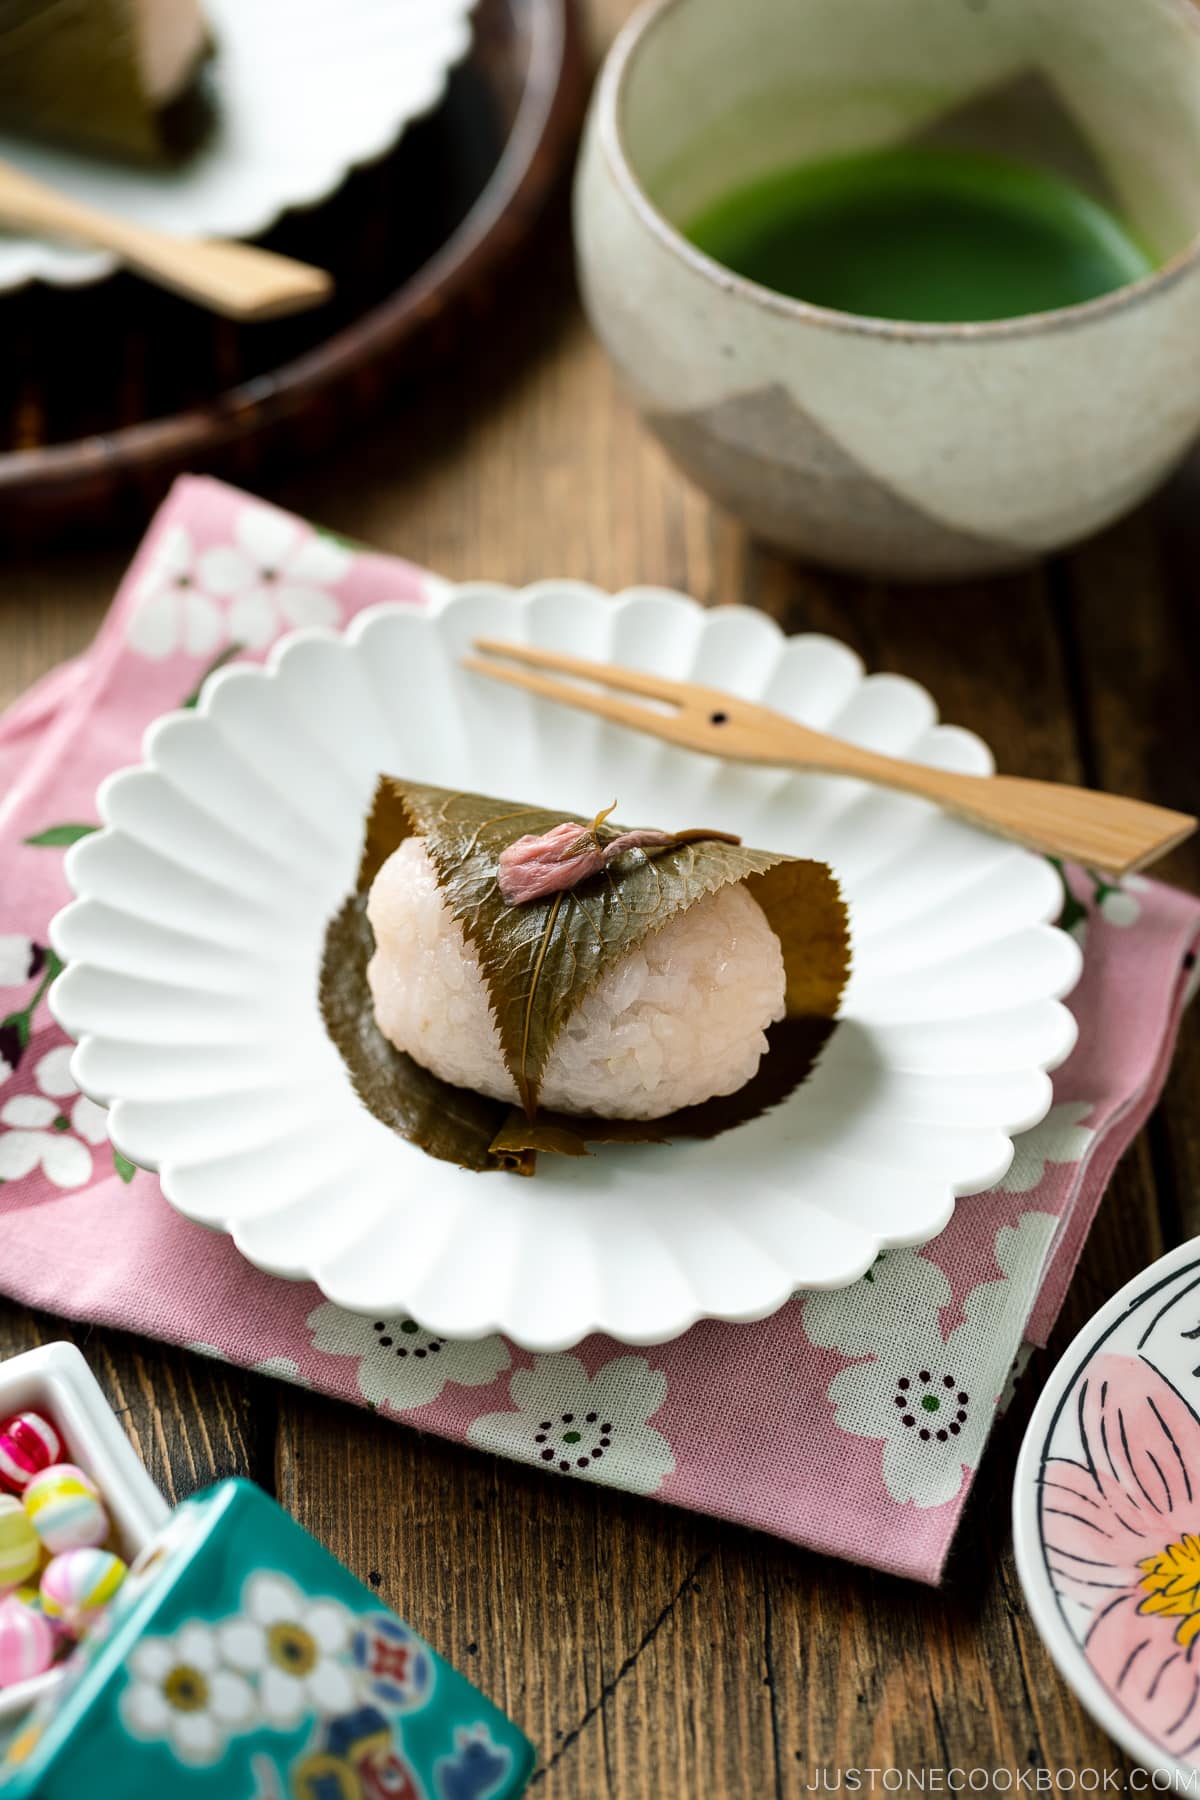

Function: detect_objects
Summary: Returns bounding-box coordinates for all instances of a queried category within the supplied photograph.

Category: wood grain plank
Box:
[0,0,1194,1790]
[0,543,125,716]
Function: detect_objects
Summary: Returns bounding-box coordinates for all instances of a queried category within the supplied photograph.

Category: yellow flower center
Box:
[163,1665,209,1714]
[1138,1535,1200,1647]
[267,1621,318,1676]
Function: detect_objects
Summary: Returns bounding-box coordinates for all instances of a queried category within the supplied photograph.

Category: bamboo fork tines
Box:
[463,638,1196,879]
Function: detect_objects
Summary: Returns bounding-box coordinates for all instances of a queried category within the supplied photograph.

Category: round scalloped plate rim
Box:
[49,583,1083,1350]
[0,0,477,291]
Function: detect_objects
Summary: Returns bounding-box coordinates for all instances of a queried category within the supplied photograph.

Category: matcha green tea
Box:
[684,147,1155,323]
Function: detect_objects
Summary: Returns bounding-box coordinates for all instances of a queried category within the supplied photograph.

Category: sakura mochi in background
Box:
[0,1477,536,1798]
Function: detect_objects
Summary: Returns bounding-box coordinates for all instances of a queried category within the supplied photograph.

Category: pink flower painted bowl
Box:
[1014,1241,1200,1777]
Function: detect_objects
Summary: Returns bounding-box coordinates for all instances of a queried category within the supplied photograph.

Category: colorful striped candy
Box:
[0,1595,56,1686]
[22,1464,108,1555]
[0,1413,61,1496]
[39,1549,127,1637]
[0,1497,40,1591]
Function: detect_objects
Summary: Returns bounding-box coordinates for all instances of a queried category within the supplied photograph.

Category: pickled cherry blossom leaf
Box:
[357,777,848,1120]
[321,892,515,1173]
[747,858,852,1023]
[488,1111,670,1160]
[181,643,244,709]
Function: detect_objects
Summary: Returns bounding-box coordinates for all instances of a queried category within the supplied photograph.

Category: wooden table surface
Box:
[3,3,1199,1789]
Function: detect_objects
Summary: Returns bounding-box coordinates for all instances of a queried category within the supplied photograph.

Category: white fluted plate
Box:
[0,0,476,290]
[49,585,1082,1350]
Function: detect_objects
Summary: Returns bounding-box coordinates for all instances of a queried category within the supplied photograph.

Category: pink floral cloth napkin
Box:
[1,476,1197,1586]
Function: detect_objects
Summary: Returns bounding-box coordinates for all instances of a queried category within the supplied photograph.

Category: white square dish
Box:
[0,1340,169,1730]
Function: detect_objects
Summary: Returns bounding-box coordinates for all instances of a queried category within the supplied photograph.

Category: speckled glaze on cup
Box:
[574,0,1200,579]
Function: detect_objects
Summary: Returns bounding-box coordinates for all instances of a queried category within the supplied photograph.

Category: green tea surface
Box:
[684,147,1155,323]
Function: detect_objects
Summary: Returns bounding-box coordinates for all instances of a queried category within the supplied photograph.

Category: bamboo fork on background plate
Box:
[464,638,1196,879]
[0,159,332,320]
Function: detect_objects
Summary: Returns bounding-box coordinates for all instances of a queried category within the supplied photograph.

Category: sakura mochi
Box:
[326,777,848,1173]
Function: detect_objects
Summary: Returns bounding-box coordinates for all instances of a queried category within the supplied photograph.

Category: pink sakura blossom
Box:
[497,822,606,905]
[496,808,739,906]
[1043,1351,1200,1762]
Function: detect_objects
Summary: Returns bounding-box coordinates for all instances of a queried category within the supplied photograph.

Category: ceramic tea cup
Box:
[574,0,1200,580]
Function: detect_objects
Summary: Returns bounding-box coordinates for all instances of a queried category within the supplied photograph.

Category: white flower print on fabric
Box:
[467,1354,675,1495]
[802,1213,1058,1508]
[1065,871,1148,951]
[0,937,54,1086]
[121,1621,257,1766]
[306,1303,510,1412]
[999,1100,1094,1195]
[220,1573,355,1728]
[197,507,351,650]
[0,936,38,989]
[0,1044,108,1187]
[182,1344,308,1390]
[252,1356,308,1385]
[1097,872,1148,929]
[125,524,226,661]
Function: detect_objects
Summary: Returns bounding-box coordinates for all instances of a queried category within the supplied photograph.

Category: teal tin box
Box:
[0,1477,535,1799]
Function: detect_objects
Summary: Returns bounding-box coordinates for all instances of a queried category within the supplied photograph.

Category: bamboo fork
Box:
[464,638,1196,879]
[0,159,332,321]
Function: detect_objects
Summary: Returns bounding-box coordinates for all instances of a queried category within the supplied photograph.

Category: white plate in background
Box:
[0,0,477,290]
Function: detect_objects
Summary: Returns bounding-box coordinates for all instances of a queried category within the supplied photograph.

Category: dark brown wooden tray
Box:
[0,0,588,540]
